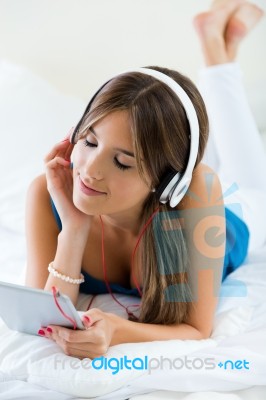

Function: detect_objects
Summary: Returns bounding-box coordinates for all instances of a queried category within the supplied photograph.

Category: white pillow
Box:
[1,248,266,398]
[0,293,216,398]
[0,59,86,235]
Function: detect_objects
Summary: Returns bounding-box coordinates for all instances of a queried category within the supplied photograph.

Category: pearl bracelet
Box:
[48,262,85,284]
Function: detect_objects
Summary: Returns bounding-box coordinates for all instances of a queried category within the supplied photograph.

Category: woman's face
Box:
[71,110,152,221]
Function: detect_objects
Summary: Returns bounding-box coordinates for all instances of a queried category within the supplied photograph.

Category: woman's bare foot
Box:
[225,3,264,60]
[193,0,244,65]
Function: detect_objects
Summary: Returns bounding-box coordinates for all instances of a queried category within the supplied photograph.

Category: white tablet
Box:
[0,280,85,335]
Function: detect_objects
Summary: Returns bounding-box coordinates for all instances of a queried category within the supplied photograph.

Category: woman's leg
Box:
[194,1,266,253]
[199,63,266,192]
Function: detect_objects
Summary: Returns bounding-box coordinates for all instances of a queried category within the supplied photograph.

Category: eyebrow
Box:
[89,127,135,158]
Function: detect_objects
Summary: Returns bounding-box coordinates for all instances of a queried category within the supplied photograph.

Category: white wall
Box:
[0,0,265,130]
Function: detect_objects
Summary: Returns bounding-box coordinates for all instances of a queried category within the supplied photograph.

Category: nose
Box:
[84,149,105,180]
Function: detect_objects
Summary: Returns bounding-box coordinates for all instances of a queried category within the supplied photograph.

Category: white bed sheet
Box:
[0,382,265,400]
[0,240,266,399]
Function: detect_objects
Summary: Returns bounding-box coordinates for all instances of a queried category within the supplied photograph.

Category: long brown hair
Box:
[76,66,209,325]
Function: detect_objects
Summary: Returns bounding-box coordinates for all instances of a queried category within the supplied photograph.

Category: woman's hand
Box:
[44,128,92,230]
[39,309,120,360]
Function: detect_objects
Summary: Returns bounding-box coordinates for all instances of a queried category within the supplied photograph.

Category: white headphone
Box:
[70,67,200,208]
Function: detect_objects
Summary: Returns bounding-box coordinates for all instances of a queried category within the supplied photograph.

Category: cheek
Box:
[71,143,84,167]
[71,144,78,163]
[116,178,150,200]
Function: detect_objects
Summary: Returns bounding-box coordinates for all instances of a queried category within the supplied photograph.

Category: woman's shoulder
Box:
[176,162,223,211]
[26,172,60,234]
[26,173,48,203]
[28,172,46,185]
[193,161,218,179]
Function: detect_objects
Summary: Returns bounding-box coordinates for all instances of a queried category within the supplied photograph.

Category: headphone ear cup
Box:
[169,176,191,207]
[156,168,179,200]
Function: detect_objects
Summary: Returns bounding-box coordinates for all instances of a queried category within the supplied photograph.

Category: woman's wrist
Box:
[44,228,89,304]
[48,227,90,280]
[107,312,125,346]
[48,261,85,284]
[58,223,91,245]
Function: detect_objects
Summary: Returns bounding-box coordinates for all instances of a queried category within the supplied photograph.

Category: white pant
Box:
[198,62,266,254]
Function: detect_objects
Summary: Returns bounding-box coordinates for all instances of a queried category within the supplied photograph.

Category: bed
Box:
[1,41,266,400]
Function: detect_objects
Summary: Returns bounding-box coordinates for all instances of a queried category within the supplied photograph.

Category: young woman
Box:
[25,0,265,359]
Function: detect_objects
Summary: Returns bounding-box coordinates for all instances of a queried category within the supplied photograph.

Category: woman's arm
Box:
[110,316,205,345]
[176,163,225,338]
[44,227,89,306]
[26,135,96,305]
[111,163,224,344]
[25,173,90,306]
[25,173,60,288]
[109,164,225,344]
[42,308,205,360]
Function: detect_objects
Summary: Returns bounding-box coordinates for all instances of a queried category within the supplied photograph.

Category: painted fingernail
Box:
[83,316,92,324]
[47,327,53,333]
[38,329,45,336]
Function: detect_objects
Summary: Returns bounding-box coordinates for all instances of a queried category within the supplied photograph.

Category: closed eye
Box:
[83,139,131,171]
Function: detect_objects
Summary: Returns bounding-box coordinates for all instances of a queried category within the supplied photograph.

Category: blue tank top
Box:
[50,198,249,297]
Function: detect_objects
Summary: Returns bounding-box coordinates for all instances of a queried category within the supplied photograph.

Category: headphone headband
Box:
[71,67,200,208]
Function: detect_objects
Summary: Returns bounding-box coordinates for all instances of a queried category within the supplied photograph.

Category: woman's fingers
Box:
[43,127,75,163]
[43,140,74,163]
[45,156,72,193]
[42,325,108,359]
[45,156,71,170]
[64,143,74,162]
[45,157,71,187]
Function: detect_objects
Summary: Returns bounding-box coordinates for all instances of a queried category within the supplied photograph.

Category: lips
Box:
[79,176,106,194]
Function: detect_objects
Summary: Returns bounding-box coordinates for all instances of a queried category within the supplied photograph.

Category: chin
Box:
[72,193,96,214]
